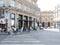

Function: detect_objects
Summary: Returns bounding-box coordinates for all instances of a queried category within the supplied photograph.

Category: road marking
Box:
[1,41,21,43]
[0,44,45,45]
[24,40,40,43]
[1,40,40,43]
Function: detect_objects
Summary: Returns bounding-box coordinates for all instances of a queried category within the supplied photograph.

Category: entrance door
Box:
[48,22,50,27]
[19,21,22,29]
[42,22,45,27]
[24,16,28,28]
[29,21,32,27]
[18,15,23,29]
[24,21,28,28]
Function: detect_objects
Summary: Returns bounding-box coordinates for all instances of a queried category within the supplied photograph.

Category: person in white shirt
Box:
[21,27,23,32]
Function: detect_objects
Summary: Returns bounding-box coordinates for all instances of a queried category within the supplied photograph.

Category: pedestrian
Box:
[30,26,32,30]
[21,27,23,32]
[12,27,14,33]
[7,27,11,35]
[14,27,17,34]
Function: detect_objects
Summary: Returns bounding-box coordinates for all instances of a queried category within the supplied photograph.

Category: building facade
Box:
[54,5,60,28]
[0,0,38,31]
[40,11,55,28]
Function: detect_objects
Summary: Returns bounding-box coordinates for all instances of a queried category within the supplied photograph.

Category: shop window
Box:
[10,0,15,7]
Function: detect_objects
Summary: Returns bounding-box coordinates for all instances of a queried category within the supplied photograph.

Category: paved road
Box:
[0,30,60,45]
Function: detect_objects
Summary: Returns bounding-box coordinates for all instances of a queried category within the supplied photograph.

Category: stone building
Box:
[0,0,38,31]
[40,11,55,28]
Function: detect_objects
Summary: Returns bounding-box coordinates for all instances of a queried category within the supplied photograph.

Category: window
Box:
[10,0,15,7]
[10,13,15,19]
[28,7,30,12]
[23,16,26,20]
[33,2,35,4]
[16,3,22,9]
[26,7,30,12]
[32,9,35,13]
[45,17,47,21]
[18,4,22,9]
[26,0,32,3]
[23,6,27,11]
[0,0,4,6]
[51,18,53,20]
[29,0,32,3]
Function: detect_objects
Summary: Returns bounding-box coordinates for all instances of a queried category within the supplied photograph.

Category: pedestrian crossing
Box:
[0,34,44,45]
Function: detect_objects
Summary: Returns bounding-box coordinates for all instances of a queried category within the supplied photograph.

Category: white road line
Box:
[1,40,40,43]
[0,44,45,45]
[24,40,40,43]
[1,41,21,43]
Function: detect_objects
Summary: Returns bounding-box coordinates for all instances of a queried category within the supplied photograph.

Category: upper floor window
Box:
[10,0,15,7]
[18,4,22,9]
[0,0,4,6]
[26,0,32,3]
[29,0,32,2]
[23,6,27,11]
[17,3,22,9]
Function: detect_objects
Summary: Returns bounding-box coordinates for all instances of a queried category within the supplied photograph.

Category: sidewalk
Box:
[44,28,60,32]
[0,30,36,35]
[0,32,8,35]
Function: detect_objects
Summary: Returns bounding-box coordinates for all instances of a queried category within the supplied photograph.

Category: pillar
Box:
[22,15,24,27]
[28,17,29,27]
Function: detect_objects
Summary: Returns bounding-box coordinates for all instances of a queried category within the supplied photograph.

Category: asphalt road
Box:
[0,30,60,45]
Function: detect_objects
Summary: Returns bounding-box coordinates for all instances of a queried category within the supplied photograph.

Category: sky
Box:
[37,0,60,11]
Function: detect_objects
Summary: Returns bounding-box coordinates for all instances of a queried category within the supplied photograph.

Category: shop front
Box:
[23,16,28,30]
[18,15,23,29]
[29,17,32,27]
